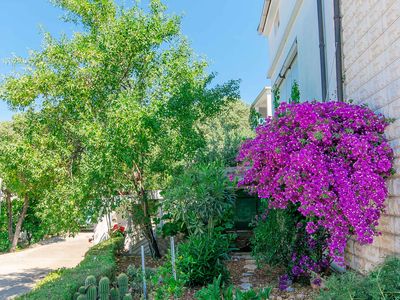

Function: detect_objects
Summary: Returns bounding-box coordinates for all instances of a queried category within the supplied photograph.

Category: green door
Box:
[234,189,259,230]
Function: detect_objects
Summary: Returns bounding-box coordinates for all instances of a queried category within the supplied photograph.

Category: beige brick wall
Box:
[341,0,400,273]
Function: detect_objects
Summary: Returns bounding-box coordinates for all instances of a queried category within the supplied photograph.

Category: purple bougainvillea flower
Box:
[237,101,394,265]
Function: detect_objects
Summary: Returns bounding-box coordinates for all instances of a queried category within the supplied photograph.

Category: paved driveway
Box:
[0,232,93,299]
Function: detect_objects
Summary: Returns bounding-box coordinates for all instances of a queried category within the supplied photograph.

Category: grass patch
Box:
[18,237,124,300]
[318,256,400,299]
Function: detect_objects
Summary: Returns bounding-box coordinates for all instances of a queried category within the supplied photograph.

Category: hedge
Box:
[18,237,124,300]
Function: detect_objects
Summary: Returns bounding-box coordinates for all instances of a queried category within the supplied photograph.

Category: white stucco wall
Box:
[262,0,337,102]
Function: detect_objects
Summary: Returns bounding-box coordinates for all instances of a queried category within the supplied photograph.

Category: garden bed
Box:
[115,250,317,300]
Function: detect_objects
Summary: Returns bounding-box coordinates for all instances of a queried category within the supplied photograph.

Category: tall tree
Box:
[0,0,239,256]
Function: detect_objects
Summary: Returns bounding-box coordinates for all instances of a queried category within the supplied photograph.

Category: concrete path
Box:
[0,232,93,300]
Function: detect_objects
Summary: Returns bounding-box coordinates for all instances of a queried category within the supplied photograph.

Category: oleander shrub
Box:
[177,232,233,286]
[162,162,235,235]
[317,257,400,300]
[237,101,394,266]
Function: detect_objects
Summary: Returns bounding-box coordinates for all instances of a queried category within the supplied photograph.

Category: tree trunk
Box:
[141,196,161,258]
[132,163,161,258]
[5,190,13,244]
[10,195,29,252]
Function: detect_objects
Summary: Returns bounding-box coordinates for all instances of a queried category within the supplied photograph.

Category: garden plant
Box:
[237,101,394,281]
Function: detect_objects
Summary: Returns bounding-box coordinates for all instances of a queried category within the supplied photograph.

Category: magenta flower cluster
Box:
[237,101,393,264]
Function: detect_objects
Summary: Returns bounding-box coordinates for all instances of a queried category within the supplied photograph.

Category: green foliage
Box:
[195,275,271,300]
[318,257,400,300]
[198,100,254,165]
[251,202,299,268]
[0,0,239,256]
[126,265,155,297]
[272,85,280,110]
[177,232,233,286]
[151,255,188,300]
[162,162,236,235]
[17,237,123,300]
[249,107,263,131]
[290,80,300,103]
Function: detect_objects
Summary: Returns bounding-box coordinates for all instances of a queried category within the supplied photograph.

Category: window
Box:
[278,55,299,103]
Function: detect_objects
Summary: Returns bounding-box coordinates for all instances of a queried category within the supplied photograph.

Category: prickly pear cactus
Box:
[110,287,120,300]
[85,275,96,287]
[98,277,110,300]
[86,285,97,300]
[77,294,87,300]
[122,294,133,300]
[117,273,129,296]
[78,286,86,294]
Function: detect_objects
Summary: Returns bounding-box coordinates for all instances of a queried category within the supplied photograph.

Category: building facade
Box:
[258,0,400,272]
[252,86,273,118]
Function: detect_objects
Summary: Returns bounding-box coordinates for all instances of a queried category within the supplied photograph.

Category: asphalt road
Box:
[0,232,93,299]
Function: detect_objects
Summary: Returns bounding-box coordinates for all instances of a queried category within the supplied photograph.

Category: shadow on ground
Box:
[0,267,52,299]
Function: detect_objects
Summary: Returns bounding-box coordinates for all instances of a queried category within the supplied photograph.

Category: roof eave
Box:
[257,0,272,35]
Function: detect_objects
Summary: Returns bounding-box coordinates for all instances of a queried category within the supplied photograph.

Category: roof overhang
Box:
[257,0,272,35]
[252,86,272,107]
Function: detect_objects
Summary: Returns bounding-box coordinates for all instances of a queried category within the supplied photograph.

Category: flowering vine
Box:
[237,101,393,264]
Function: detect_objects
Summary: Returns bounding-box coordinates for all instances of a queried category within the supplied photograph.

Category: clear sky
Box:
[0,0,269,121]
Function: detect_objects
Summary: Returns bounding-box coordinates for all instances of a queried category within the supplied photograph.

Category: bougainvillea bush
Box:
[237,101,394,267]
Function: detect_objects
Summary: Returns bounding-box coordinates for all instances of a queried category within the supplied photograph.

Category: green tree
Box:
[0,115,68,251]
[0,0,239,256]
[198,100,254,165]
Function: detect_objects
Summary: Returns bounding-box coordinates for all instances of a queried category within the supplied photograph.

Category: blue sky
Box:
[0,0,269,121]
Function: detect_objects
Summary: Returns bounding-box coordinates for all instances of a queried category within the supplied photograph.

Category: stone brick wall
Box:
[341,0,400,272]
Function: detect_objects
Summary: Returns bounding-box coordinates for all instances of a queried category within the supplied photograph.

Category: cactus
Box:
[73,292,81,300]
[77,295,87,300]
[86,285,97,300]
[78,286,86,294]
[99,277,110,300]
[110,287,120,300]
[85,275,96,287]
[117,273,129,296]
[122,294,133,300]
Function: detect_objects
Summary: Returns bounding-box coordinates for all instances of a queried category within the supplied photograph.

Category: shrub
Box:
[195,275,271,300]
[126,264,155,297]
[318,257,400,300]
[251,202,298,267]
[252,202,330,281]
[151,256,188,300]
[177,232,233,286]
[237,101,394,265]
[18,237,124,300]
[162,162,235,235]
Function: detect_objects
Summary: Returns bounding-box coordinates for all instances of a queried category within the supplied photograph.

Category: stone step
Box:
[239,283,252,291]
